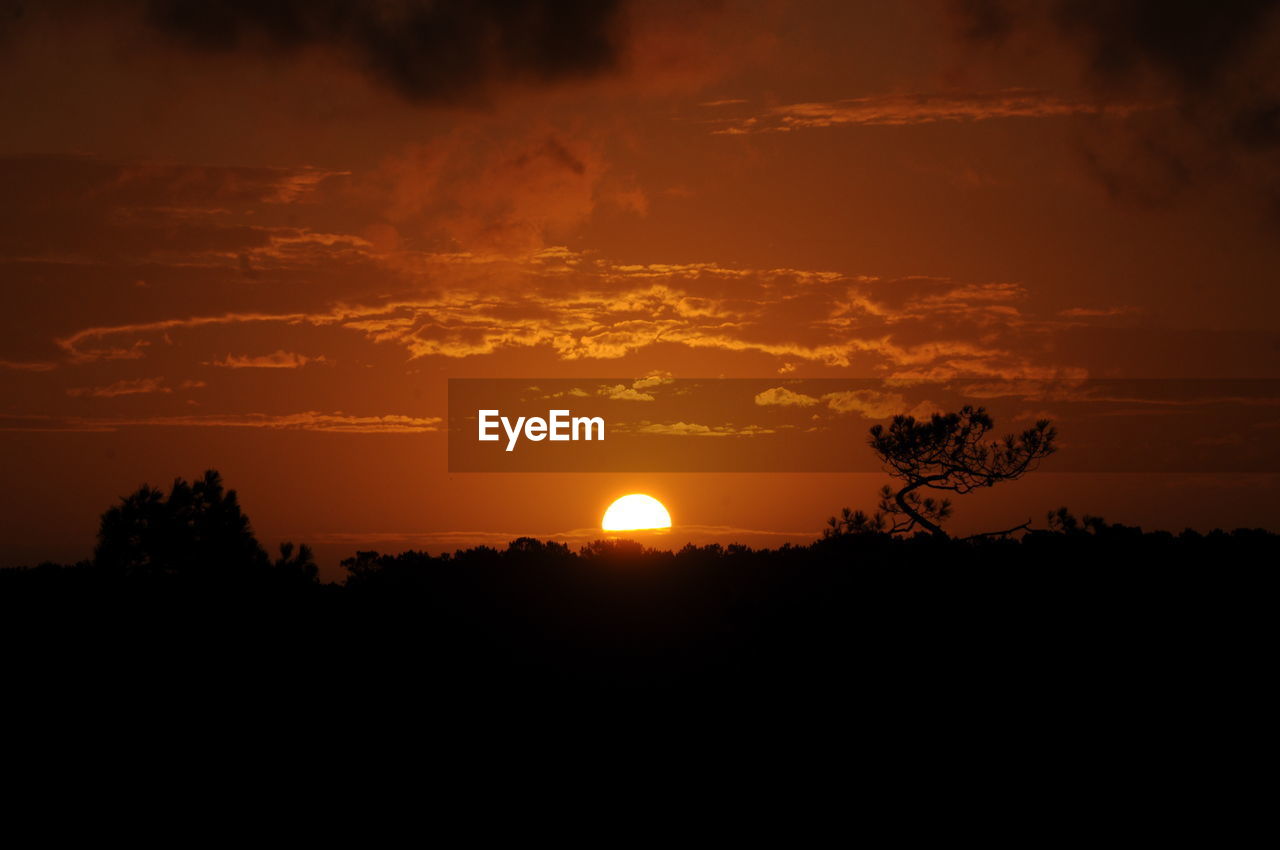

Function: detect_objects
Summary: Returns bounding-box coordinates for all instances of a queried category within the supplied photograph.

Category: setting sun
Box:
[602,494,672,532]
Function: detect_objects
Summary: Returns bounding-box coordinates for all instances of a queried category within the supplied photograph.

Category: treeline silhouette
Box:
[2,468,1276,703]
[6,468,1276,592]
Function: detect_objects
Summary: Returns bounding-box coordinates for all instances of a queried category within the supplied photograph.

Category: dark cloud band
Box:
[144,0,625,102]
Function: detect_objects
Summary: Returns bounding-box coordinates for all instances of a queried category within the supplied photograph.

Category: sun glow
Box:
[602,494,672,532]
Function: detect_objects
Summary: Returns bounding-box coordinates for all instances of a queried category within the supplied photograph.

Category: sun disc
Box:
[602,494,672,531]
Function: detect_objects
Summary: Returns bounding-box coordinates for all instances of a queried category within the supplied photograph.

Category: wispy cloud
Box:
[821,389,937,420]
[596,372,675,401]
[711,90,1151,134]
[57,311,320,363]
[624,421,777,437]
[632,372,674,390]
[755,386,937,419]
[542,387,591,400]
[0,411,441,434]
[66,377,169,398]
[207,350,326,369]
[0,359,57,372]
[1058,306,1138,318]
[598,384,656,402]
[47,255,1098,379]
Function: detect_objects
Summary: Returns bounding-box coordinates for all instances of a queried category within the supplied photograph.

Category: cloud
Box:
[821,390,936,420]
[1014,409,1060,423]
[57,311,322,363]
[712,89,1149,134]
[596,372,675,401]
[62,376,206,399]
[0,411,441,434]
[631,371,674,390]
[48,256,1093,380]
[1058,306,1137,318]
[543,387,591,399]
[598,384,655,402]
[378,130,618,255]
[953,1,1280,210]
[0,359,57,372]
[754,386,820,407]
[629,421,776,437]
[954,1,1280,92]
[752,385,935,419]
[1051,1,1276,91]
[208,350,326,369]
[0,155,349,265]
[66,377,169,398]
[16,158,1074,382]
[144,0,626,104]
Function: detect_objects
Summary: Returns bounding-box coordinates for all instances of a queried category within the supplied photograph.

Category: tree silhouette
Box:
[823,507,886,538]
[1046,507,1142,540]
[93,469,313,581]
[275,541,319,582]
[867,406,1057,537]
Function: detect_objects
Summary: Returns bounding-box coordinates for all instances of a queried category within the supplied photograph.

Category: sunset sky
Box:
[3,1,1280,576]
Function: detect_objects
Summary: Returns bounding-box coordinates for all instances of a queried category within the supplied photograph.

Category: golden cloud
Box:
[208,350,326,369]
[46,250,1102,381]
[754,387,820,407]
[598,384,656,402]
[627,421,777,437]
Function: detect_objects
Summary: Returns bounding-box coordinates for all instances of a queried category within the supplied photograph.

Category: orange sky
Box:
[3,1,1279,577]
